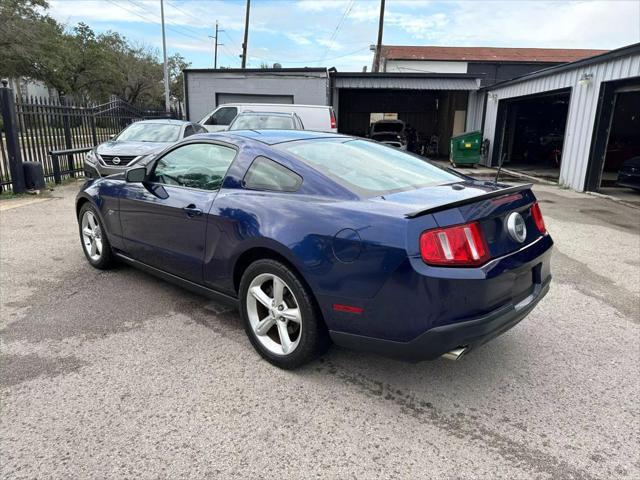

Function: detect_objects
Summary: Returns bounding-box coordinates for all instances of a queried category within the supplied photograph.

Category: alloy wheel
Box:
[81,211,103,262]
[246,273,302,356]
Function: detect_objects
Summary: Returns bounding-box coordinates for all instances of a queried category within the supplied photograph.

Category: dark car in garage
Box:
[617,157,640,191]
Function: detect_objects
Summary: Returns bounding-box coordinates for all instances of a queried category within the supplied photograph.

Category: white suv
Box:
[198,104,337,133]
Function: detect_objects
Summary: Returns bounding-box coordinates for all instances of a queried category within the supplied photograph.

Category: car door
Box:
[119,142,237,282]
[201,107,238,132]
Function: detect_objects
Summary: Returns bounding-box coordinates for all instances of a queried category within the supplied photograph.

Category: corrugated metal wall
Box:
[466,91,485,132]
[481,53,640,191]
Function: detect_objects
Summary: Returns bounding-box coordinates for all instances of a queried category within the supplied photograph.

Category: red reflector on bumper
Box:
[333,304,364,314]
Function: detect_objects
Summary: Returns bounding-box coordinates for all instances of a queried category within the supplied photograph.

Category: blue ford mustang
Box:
[76,130,552,369]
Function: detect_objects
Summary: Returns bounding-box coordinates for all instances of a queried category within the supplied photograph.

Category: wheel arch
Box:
[75,195,92,218]
[233,245,328,331]
[233,246,308,294]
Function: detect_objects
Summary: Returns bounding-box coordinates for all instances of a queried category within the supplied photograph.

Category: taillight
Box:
[420,222,489,266]
[330,109,336,129]
[530,202,547,235]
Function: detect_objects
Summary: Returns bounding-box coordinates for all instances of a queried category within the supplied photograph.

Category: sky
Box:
[47,0,640,71]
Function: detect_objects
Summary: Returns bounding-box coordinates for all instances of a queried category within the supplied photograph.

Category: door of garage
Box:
[216,93,294,106]
[492,88,571,180]
[336,88,469,157]
[585,77,640,192]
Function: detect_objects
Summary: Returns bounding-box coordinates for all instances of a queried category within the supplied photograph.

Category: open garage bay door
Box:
[336,88,469,157]
[586,77,640,194]
[493,89,571,181]
[216,93,294,106]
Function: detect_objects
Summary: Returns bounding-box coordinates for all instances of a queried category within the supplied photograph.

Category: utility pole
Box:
[209,21,224,69]
[373,0,386,72]
[160,0,170,112]
[241,0,251,68]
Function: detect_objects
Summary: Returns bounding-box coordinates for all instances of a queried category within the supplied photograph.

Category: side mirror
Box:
[109,134,116,139]
[125,166,147,183]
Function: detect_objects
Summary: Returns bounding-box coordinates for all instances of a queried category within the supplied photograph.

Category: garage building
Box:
[330,72,481,156]
[183,68,330,124]
[473,42,640,192]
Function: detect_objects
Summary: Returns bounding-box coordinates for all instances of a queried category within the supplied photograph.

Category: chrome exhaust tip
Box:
[442,346,468,361]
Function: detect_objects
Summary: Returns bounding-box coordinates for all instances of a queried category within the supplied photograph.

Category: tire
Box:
[239,259,330,369]
[78,203,113,269]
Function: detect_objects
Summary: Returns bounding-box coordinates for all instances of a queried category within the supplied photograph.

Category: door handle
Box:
[183,204,203,217]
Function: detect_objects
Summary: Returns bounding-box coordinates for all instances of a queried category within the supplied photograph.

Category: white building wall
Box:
[384,60,468,74]
[482,53,640,191]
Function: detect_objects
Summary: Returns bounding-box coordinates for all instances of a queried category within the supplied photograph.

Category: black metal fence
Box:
[0,83,182,192]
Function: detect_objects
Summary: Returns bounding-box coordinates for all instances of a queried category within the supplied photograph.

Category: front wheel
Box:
[78,203,113,269]
[239,259,329,369]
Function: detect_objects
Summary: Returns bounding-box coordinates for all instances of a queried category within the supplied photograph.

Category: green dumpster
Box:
[450,130,482,167]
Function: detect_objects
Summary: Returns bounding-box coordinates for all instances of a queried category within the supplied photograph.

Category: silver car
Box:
[83,119,208,178]
[227,112,304,131]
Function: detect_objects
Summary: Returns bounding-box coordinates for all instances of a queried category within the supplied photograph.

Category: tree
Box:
[0,1,186,106]
[0,0,67,85]
[168,53,191,102]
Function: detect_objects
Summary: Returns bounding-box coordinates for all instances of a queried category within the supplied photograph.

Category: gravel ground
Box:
[1,181,638,479]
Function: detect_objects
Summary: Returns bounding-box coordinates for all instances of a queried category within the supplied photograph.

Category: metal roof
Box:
[380,45,608,63]
[484,42,640,91]
[184,67,327,74]
[333,73,481,90]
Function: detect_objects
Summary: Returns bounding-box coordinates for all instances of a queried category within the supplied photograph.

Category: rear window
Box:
[277,138,460,196]
[230,114,295,130]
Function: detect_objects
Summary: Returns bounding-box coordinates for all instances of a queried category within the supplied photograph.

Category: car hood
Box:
[96,141,169,156]
[371,132,404,142]
[371,122,404,134]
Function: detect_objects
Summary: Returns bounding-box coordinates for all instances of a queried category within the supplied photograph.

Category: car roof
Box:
[235,111,296,117]
[218,103,330,109]
[134,119,191,125]
[219,130,347,145]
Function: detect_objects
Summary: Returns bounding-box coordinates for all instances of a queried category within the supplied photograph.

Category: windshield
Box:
[116,122,181,142]
[229,115,295,130]
[277,138,461,196]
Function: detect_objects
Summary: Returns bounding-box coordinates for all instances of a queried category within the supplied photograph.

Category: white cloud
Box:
[317,38,344,51]
[285,33,313,45]
[435,1,639,49]
[45,0,639,71]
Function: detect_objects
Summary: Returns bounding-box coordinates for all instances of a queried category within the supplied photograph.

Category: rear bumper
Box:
[330,275,551,362]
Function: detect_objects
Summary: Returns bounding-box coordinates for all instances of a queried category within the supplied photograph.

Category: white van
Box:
[198,104,337,133]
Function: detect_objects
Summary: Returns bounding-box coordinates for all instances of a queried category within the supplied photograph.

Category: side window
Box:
[205,107,238,126]
[183,125,196,137]
[151,143,236,191]
[243,156,302,192]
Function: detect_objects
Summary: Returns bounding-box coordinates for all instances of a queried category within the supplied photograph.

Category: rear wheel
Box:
[78,203,113,269]
[239,259,329,369]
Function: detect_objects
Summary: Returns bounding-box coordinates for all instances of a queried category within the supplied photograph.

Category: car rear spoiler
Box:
[405,183,534,219]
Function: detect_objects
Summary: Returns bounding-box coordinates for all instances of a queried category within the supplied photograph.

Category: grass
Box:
[0,176,81,201]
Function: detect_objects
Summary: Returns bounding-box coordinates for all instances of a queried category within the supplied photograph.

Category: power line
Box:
[121,0,209,42]
[319,0,356,65]
[165,0,204,24]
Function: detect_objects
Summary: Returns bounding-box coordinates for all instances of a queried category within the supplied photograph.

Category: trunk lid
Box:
[370,181,542,259]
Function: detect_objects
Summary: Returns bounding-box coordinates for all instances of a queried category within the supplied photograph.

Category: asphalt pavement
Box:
[1,180,638,479]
